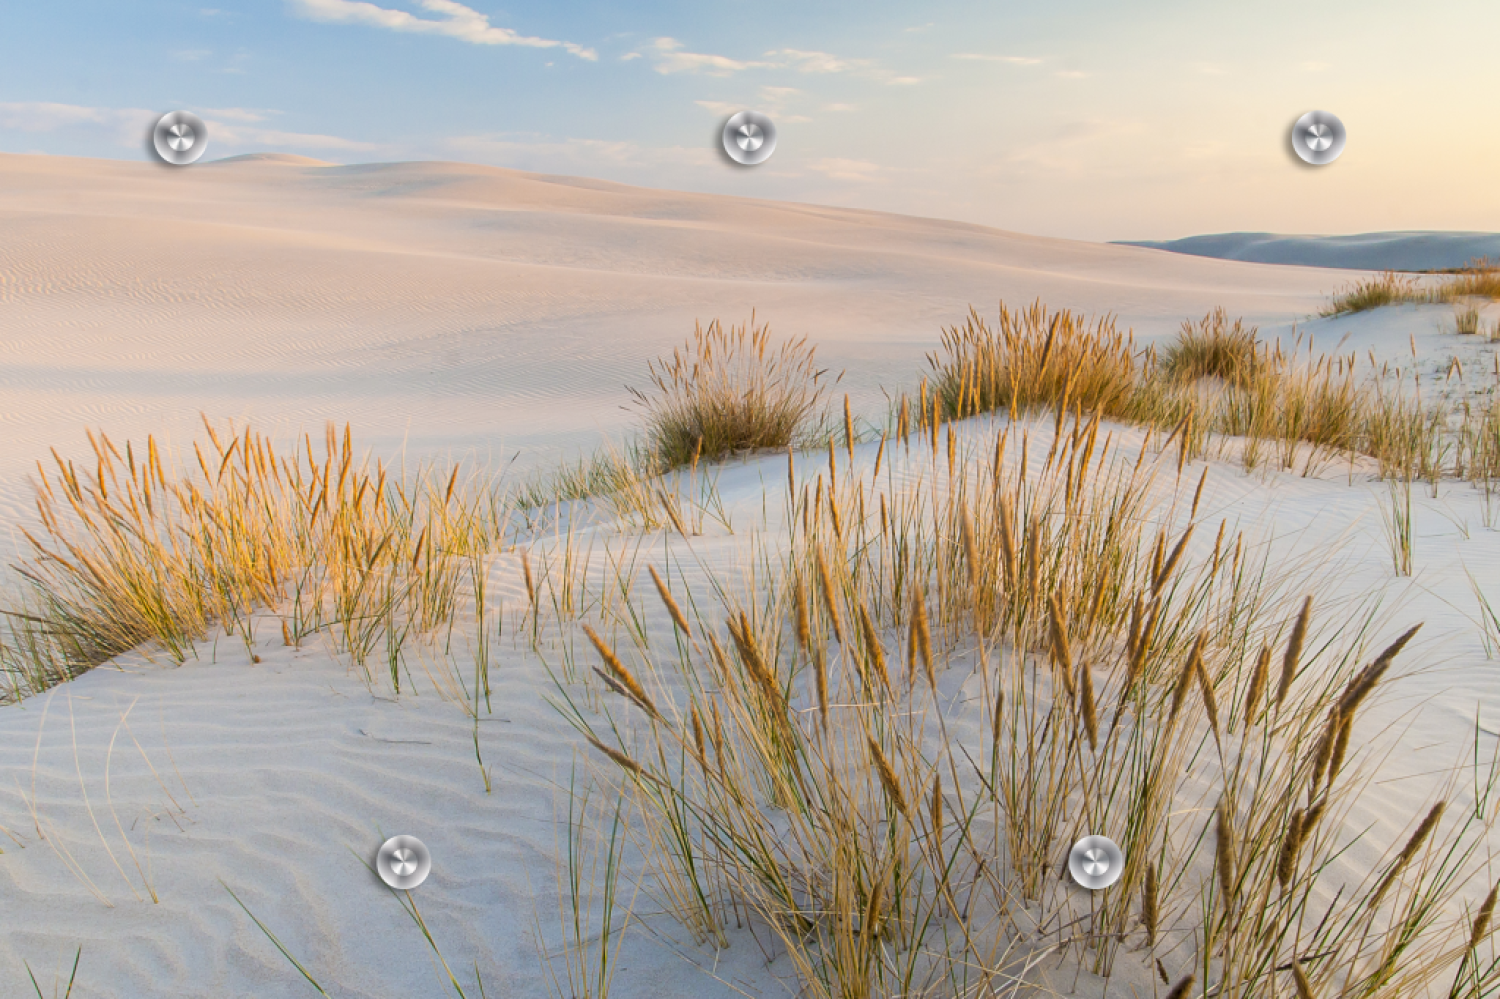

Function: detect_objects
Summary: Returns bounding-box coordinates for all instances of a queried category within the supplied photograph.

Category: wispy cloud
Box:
[824,103,857,112]
[445,132,716,176]
[288,0,597,60]
[0,101,376,156]
[198,106,279,123]
[769,48,861,74]
[208,121,380,151]
[0,102,154,145]
[1054,70,1088,79]
[950,53,1043,65]
[766,48,920,84]
[807,157,887,182]
[640,37,767,75]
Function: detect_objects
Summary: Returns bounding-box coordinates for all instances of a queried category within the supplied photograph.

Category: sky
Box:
[2,0,1498,242]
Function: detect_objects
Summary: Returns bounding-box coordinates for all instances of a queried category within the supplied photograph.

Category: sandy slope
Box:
[3,153,1499,997]
[2,418,1498,998]
[0,151,1370,559]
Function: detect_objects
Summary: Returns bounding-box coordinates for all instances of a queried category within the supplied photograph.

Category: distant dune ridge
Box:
[1115,231,1500,272]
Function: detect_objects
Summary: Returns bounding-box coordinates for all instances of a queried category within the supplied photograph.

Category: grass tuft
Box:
[628,313,831,468]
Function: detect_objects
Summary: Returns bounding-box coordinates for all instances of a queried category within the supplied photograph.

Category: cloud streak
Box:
[288,0,597,60]
[950,53,1043,65]
[641,37,768,75]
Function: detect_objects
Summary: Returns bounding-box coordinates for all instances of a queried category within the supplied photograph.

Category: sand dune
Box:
[0,151,1372,555]
[3,153,1498,997]
[1117,230,1500,271]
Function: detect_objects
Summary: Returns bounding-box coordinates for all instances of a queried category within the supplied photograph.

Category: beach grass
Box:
[628,313,833,469]
[1322,259,1500,317]
[560,404,1500,997]
[7,303,1500,997]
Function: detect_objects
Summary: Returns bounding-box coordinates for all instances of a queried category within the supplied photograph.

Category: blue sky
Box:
[3,0,1497,240]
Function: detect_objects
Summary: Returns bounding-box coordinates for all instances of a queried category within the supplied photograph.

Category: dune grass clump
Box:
[0,417,512,702]
[559,413,1500,998]
[924,301,1138,424]
[1321,271,1425,317]
[918,300,1500,494]
[1322,259,1500,318]
[629,314,831,469]
[1161,308,1263,388]
[1455,306,1482,336]
[1446,258,1500,301]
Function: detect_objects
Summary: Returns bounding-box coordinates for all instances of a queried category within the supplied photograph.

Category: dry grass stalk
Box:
[1291,957,1316,999]
[1277,809,1308,890]
[1338,622,1423,717]
[1144,861,1159,946]
[814,544,845,645]
[1216,798,1238,904]
[1047,594,1077,699]
[793,574,811,653]
[582,623,659,719]
[911,588,933,690]
[1168,634,1204,725]
[1079,660,1099,750]
[628,314,830,467]
[648,565,691,638]
[867,736,909,817]
[1245,643,1271,725]
[1471,881,1499,950]
[1372,801,1445,905]
[1196,649,1221,742]
[857,601,891,695]
[1153,524,1194,596]
[1277,596,1313,708]
[1164,973,1198,999]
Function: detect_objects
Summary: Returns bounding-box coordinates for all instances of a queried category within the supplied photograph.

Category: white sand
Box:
[2,153,1498,997]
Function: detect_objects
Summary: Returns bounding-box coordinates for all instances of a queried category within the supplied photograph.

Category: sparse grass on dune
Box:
[563,410,1500,998]
[629,313,833,469]
[0,416,512,703]
[1322,271,1426,316]
[1322,259,1500,317]
[924,301,1139,424]
[920,301,1500,495]
[1161,307,1264,388]
[8,301,1500,997]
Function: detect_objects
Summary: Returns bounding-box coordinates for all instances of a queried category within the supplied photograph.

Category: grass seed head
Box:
[1291,957,1316,999]
[858,601,891,694]
[868,736,909,816]
[793,573,811,653]
[583,623,659,719]
[1047,594,1076,699]
[649,564,692,638]
[1215,798,1237,904]
[1277,809,1306,890]
[1245,643,1271,725]
[1143,861,1159,946]
[1277,596,1313,707]
[814,544,845,645]
[1164,973,1197,999]
[1471,881,1499,950]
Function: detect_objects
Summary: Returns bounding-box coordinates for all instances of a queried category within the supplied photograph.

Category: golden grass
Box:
[1,415,511,703]
[1323,259,1500,317]
[628,313,832,468]
[8,301,1500,997]
[918,301,1500,500]
[556,405,1500,998]
[1162,308,1264,388]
